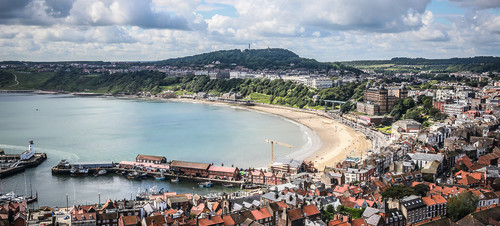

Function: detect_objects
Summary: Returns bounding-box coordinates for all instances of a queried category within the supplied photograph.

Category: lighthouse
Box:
[21,140,35,160]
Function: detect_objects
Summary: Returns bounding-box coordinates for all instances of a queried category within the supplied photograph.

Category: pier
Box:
[0,153,47,178]
[51,165,245,186]
[0,141,47,178]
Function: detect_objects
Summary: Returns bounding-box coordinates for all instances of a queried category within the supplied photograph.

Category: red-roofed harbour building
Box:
[208,165,240,180]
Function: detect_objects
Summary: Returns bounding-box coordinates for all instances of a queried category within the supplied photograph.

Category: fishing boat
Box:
[25,175,37,203]
[135,185,163,201]
[171,177,179,183]
[94,169,107,177]
[154,174,165,181]
[70,166,88,176]
[25,193,38,203]
[135,172,148,180]
[198,181,213,188]
[127,171,138,179]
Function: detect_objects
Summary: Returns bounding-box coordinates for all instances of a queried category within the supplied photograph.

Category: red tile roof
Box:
[431,194,447,204]
[422,196,436,206]
[120,215,140,226]
[302,204,320,217]
[458,175,479,186]
[222,215,235,226]
[250,208,272,220]
[287,208,304,221]
[208,165,237,174]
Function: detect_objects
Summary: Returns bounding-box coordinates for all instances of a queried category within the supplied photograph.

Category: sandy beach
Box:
[246,104,372,171]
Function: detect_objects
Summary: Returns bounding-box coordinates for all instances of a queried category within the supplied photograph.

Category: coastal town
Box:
[1,58,500,226]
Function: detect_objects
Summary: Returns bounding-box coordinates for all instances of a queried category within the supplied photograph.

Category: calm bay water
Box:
[0,93,309,207]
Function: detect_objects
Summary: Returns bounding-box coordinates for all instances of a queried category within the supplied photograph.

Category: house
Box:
[408,153,444,170]
[302,204,321,221]
[431,194,447,217]
[344,168,369,184]
[249,208,273,225]
[270,157,304,174]
[71,211,97,226]
[118,215,141,226]
[388,195,426,224]
[142,214,166,226]
[198,215,225,226]
[166,195,190,212]
[249,170,265,184]
[286,208,305,226]
[391,119,422,141]
[135,155,166,164]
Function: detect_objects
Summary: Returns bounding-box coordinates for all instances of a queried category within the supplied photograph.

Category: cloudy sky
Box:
[1,0,499,62]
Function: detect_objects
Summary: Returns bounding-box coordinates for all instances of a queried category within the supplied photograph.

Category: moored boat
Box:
[94,169,107,176]
[198,181,213,188]
[171,177,179,183]
[155,174,165,180]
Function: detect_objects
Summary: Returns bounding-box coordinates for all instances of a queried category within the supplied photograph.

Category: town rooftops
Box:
[170,160,210,170]
[401,195,426,210]
[302,204,320,217]
[250,208,272,220]
[271,157,302,168]
[287,208,304,221]
[408,153,444,162]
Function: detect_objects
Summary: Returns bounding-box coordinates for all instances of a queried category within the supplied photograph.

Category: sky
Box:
[0,0,499,62]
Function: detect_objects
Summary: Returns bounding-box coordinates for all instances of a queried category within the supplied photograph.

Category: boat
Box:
[155,174,166,181]
[171,177,179,183]
[135,185,163,201]
[127,171,138,179]
[223,183,234,188]
[25,192,38,204]
[198,181,213,188]
[94,169,107,176]
[70,166,89,176]
[135,172,148,180]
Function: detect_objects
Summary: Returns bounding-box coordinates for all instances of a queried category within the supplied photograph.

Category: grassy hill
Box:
[159,48,359,72]
[344,56,500,73]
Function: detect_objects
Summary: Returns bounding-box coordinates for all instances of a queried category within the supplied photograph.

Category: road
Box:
[8,73,19,87]
[327,111,391,154]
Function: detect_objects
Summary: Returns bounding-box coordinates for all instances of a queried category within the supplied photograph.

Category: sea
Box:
[0,93,313,207]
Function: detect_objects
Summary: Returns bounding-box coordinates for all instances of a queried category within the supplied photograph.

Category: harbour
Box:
[0,140,47,178]
[0,93,309,206]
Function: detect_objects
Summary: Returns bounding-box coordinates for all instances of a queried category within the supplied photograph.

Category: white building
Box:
[21,140,35,160]
[344,168,369,183]
[310,77,333,89]
[407,153,443,169]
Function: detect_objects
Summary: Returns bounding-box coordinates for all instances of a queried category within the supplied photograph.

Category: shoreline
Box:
[0,92,372,171]
[168,98,372,171]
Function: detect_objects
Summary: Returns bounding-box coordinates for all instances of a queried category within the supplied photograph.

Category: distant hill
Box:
[159,48,354,71]
[344,56,500,73]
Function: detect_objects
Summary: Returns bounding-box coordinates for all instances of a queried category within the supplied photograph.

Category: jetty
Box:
[50,155,276,188]
[0,140,47,178]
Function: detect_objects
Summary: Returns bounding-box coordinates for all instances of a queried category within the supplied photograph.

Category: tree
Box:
[413,184,430,197]
[326,204,335,214]
[381,185,416,199]
[447,191,478,221]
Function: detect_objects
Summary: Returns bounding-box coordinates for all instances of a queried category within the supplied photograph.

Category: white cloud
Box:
[0,0,499,61]
[449,0,500,10]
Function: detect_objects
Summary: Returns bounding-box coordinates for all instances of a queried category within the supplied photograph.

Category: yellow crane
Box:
[265,139,293,164]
